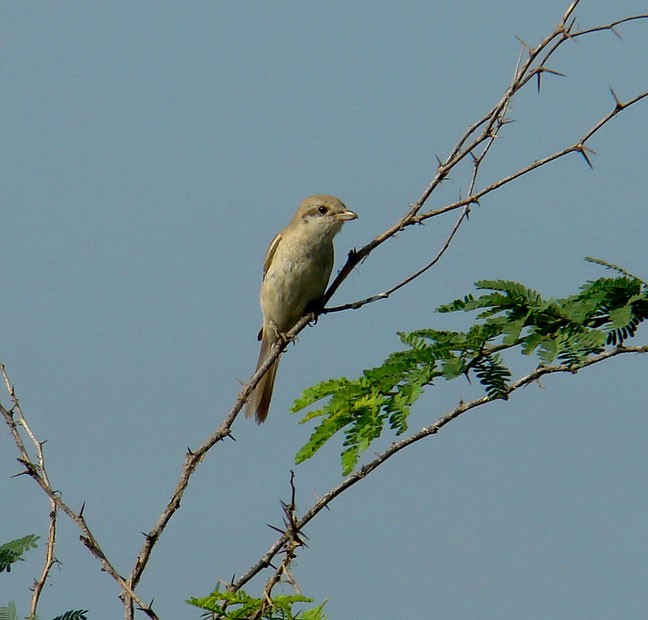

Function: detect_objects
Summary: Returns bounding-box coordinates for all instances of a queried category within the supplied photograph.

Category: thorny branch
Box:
[255,471,306,615]
[2,310,310,619]
[1,365,56,618]
[322,7,648,313]
[2,2,647,618]
[1,365,159,620]
[123,315,312,619]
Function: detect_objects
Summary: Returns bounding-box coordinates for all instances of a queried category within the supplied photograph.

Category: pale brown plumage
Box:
[246,195,357,423]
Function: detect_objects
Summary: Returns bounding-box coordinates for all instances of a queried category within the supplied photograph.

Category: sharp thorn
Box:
[514,35,532,54]
[578,146,593,169]
[609,87,622,110]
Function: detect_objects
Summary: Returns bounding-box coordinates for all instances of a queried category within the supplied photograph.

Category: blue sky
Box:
[2,2,647,618]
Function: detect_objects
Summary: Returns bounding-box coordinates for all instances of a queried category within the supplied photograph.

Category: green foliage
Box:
[1,536,85,620]
[0,535,39,573]
[293,261,648,474]
[0,602,86,620]
[187,586,325,620]
[51,611,88,620]
[0,601,18,620]
[298,601,327,620]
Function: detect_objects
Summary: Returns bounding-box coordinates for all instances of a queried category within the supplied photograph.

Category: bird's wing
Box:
[262,232,282,279]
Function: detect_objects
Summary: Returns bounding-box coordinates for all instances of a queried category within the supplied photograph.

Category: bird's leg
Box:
[278,331,294,352]
[266,321,295,352]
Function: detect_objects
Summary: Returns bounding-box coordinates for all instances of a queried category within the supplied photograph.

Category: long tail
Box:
[246,330,281,424]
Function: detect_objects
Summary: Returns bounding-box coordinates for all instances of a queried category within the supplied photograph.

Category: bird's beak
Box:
[335,209,358,222]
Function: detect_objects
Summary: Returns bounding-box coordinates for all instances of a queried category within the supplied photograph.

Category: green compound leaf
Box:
[187,585,318,620]
[0,535,39,573]
[293,260,648,474]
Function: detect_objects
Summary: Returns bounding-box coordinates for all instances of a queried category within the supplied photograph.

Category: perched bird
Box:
[246,195,358,423]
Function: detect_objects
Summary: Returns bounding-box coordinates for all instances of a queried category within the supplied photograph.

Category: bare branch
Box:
[324,205,471,313]
[124,312,316,613]
[322,12,648,313]
[0,365,57,616]
[571,14,648,39]
[252,472,306,617]
[0,365,160,620]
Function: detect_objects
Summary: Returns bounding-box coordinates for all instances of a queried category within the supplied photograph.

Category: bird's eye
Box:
[317,205,328,214]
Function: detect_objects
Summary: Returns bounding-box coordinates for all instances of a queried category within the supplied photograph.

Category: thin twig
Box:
[1,365,56,617]
[324,205,471,313]
[0,366,57,616]
[124,313,315,618]
[322,12,648,313]
[250,472,305,619]
[420,89,648,221]
[0,365,160,620]
[28,458,56,613]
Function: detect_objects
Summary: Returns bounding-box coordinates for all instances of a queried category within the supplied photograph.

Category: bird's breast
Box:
[260,240,334,332]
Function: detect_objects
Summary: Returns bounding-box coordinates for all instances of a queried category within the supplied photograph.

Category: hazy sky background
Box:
[2,2,647,618]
